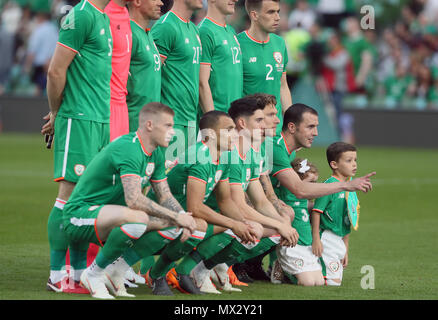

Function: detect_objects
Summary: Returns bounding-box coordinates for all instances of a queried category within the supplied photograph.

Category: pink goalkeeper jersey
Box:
[105,0,132,104]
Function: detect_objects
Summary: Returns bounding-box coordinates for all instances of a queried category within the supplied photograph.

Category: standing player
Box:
[198,0,243,114]
[41,0,113,293]
[126,0,162,132]
[105,0,132,142]
[63,103,197,299]
[151,0,203,162]
[238,0,292,135]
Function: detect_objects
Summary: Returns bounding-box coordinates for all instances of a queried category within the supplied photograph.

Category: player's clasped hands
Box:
[279,224,299,247]
[348,172,376,193]
[175,211,197,234]
[233,220,258,244]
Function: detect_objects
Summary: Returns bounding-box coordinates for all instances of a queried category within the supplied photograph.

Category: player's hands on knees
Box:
[347,172,376,193]
[233,221,257,244]
[175,211,197,234]
[278,224,299,247]
[312,239,323,257]
[179,227,192,243]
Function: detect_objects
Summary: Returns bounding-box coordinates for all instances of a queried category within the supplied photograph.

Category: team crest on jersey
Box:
[145,163,155,176]
[273,52,283,64]
[329,261,340,273]
[214,170,223,183]
[74,164,85,176]
[293,258,304,269]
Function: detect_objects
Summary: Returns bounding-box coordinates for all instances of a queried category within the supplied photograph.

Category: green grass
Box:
[0,134,437,300]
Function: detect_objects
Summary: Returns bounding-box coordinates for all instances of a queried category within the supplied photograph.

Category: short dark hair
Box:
[228,95,265,122]
[251,93,277,108]
[245,0,280,14]
[139,102,174,123]
[282,103,318,131]
[326,142,357,167]
[199,110,230,131]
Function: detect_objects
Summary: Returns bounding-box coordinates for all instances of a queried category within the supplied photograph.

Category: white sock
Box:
[50,270,67,283]
[106,257,130,276]
[193,261,211,281]
[87,261,104,277]
[72,268,85,282]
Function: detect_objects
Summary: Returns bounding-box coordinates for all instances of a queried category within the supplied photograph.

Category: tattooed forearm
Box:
[146,215,174,231]
[152,180,184,213]
[121,175,179,223]
[260,174,278,201]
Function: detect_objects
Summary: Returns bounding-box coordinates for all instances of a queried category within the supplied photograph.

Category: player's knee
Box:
[314,276,325,287]
[124,208,149,225]
[297,278,315,287]
[195,218,208,232]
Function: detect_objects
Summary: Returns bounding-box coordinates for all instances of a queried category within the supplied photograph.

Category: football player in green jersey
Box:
[311,142,359,286]
[41,0,113,294]
[126,0,163,133]
[63,103,197,299]
[143,110,260,295]
[274,158,325,286]
[198,0,243,114]
[151,0,203,162]
[238,0,292,135]
[269,104,375,202]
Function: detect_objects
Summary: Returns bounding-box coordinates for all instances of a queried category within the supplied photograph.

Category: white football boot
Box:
[211,263,242,292]
[104,263,135,298]
[80,268,115,299]
[190,261,221,294]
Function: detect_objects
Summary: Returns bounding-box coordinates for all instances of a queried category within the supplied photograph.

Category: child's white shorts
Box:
[320,230,347,284]
[276,244,322,275]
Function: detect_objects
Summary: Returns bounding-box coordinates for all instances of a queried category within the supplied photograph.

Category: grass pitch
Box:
[0,133,437,300]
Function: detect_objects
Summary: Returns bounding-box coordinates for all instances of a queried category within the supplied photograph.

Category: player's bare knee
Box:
[123,208,149,225]
[248,221,264,239]
[194,218,208,232]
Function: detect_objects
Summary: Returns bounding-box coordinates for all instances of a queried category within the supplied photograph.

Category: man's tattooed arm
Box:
[121,175,179,223]
[151,179,185,213]
[259,174,294,223]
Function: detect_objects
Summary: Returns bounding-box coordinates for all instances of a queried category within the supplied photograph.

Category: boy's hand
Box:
[347,172,376,193]
[312,239,323,257]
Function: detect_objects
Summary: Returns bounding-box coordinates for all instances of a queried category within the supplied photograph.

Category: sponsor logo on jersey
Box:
[223,40,228,45]
[100,28,105,35]
[214,170,223,183]
[339,193,345,199]
[249,57,257,63]
[245,168,251,182]
[74,164,85,176]
[145,163,155,176]
[185,38,189,44]
[273,52,283,64]
[146,44,150,51]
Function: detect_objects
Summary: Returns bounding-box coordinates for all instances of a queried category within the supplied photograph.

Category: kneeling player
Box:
[275,158,325,286]
[63,103,197,299]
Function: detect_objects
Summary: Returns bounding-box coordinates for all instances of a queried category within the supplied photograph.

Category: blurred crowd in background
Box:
[1,0,438,112]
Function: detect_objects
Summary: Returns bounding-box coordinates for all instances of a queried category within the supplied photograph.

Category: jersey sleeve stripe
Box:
[159,53,167,59]
[249,177,260,181]
[312,208,324,214]
[200,62,211,65]
[272,168,293,177]
[229,182,242,185]
[150,177,168,183]
[219,178,229,182]
[57,42,78,53]
[121,174,142,179]
[188,176,207,184]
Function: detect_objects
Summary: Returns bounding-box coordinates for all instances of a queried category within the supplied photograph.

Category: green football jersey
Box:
[198,17,243,112]
[313,176,351,237]
[237,31,288,135]
[57,0,113,123]
[66,132,166,207]
[228,146,260,192]
[269,133,296,189]
[285,194,312,246]
[126,20,161,132]
[152,10,201,127]
[158,142,230,211]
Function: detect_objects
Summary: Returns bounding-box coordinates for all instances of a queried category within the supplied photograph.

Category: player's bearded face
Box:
[263,104,279,137]
[216,0,237,15]
[185,0,204,10]
[154,114,175,147]
[142,0,163,20]
[256,1,280,33]
[295,112,318,149]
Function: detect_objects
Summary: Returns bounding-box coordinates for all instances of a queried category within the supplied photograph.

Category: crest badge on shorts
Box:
[145,163,155,176]
[293,258,304,269]
[273,52,283,64]
[345,190,360,230]
[329,261,340,273]
[74,164,85,176]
